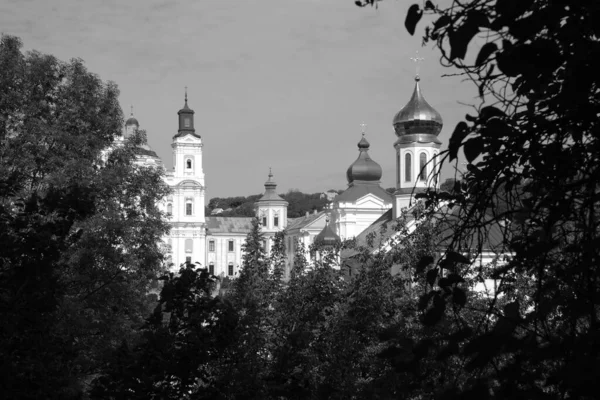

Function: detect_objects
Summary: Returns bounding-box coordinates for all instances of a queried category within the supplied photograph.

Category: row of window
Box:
[166,201,194,216]
[208,240,235,252]
[261,215,279,227]
[399,152,438,183]
[207,262,235,276]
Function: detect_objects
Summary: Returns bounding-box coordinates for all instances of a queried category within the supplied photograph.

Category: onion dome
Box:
[258,169,286,202]
[346,134,383,183]
[315,217,341,247]
[393,76,443,142]
[125,107,139,127]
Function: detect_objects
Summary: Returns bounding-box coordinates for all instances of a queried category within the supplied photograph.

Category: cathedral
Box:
[121,73,445,279]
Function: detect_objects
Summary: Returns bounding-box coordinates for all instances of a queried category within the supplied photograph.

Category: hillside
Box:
[206,189,343,218]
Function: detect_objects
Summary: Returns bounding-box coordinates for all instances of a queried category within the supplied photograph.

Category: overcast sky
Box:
[1,0,477,199]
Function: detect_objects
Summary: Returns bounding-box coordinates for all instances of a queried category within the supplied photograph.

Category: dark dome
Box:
[393,76,443,137]
[315,218,340,247]
[346,135,382,183]
[126,116,139,127]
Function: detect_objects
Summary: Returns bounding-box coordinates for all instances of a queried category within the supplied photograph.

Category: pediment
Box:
[354,193,387,206]
[177,180,203,189]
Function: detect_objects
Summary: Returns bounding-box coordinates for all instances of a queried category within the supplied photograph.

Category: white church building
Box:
[120,72,470,279]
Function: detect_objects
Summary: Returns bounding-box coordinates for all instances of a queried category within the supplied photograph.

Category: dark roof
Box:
[315,221,341,246]
[341,203,509,261]
[334,182,394,204]
[206,217,253,234]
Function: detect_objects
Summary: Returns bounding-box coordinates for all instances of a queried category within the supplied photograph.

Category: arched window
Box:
[397,153,401,184]
[167,203,173,215]
[185,239,193,253]
[419,152,427,181]
[186,159,192,169]
[404,153,412,182]
[433,152,439,185]
[184,118,191,128]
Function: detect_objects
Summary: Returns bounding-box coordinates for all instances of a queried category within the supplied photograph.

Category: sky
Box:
[1,0,478,199]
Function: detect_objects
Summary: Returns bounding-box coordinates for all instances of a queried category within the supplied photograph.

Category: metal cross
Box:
[130,104,134,116]
[360,122,367,135]
[410,50,425,76]
[184,86,188,103]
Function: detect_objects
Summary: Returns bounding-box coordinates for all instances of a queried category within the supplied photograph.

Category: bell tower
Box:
[392,56,443,218]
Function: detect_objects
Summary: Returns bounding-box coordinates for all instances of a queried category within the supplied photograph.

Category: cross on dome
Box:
[410,50,425,78]
[360,122,367,135]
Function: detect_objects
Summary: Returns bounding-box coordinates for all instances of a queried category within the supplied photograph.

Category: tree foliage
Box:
[0,34,170,398]
[358,0,600,398]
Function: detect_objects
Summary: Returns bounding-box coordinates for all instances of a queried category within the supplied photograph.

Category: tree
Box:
[359,1,600,398]
[90,264,237,399]
[0,35,170,398]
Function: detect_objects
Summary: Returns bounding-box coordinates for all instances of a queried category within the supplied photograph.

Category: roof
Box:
[334,182,394,204]
[206,217,253,235]
[135,145,159,158]
[341,203,509,260]
[286,211,325,231]
[173,131,202,140]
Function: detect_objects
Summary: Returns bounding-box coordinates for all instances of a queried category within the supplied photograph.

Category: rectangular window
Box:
[274,216,279,227]
[262,216,267,226]
[185,239,193,253]
[186,203,192,216]
[209,240,215,252]
[228,240,234,252]
[228,264,234,276]
[185,118,191,128]
[185,256,191,263]
[209,263,214,275]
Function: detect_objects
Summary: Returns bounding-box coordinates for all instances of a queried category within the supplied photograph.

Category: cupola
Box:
[392,76,443,144]
[346,134,383,184]
[314,217,341,247]
[258,169,285,202]
[177,87,195,135]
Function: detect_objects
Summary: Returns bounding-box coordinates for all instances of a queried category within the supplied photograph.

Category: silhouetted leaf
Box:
[424,1,435,10]
[405,4,423,36]
[446,251,471,264]
[432,15,451,32]
[475,42,498,66]
[446,273,465,284]
[415,255,434,275]
[426,267,439,286]
[452,287,467,307]
[463,137,484,163]
[449,121,469,161]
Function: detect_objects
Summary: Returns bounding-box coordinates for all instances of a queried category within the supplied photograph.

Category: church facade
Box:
[121,72,446,278]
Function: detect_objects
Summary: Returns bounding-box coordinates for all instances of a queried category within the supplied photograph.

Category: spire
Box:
[346,126,383,184]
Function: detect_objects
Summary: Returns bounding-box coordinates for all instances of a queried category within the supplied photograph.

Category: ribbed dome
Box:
[315,218,340,247]
[126,113,139,127]
[393,76,443,137]
[346,135,382,183]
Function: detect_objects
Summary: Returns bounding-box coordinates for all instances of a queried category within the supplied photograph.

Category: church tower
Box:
[392,74,443,218]
[329,132,393,240]
[166,89,206,269]
[255,169,288,253]
[125,106,139,138]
